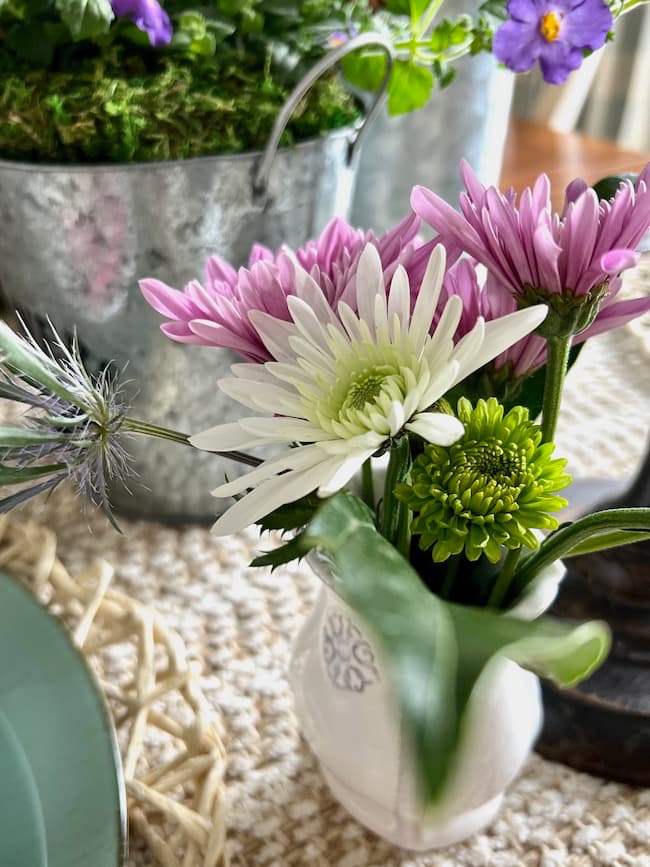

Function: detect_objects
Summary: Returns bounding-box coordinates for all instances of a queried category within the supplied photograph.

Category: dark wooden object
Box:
[502,118,650,209]
[536,442,650,784]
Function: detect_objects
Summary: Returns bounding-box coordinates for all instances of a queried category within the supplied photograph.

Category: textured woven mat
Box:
[12,259,650,866]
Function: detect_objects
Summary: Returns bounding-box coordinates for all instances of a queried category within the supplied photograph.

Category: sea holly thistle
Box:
[0,320,130,522]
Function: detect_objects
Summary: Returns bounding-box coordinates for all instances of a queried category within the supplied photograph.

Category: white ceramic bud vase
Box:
[289,557,566,851]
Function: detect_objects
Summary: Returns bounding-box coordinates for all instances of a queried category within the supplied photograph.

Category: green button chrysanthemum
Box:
[396,397,572,564]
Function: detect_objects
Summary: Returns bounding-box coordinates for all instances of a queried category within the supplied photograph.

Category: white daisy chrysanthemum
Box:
[191,244,548,535]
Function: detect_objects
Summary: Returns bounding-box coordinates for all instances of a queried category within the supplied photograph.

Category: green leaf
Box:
[508,507,650,601]
[0,322,82,409]
[566,528,650,556]
[256,493,321,533]
[6,23,56,65]
[386,0,411,13]
[251,536,306,570]
[410,0,431,18]
[448,604,609,695]
[478,0,509,20]
[341,50,389,93]
[592,173,638,202]
[0,475,65,513]
[0,463,66,485]
[297,492,610,803]
[387,60,434,115]
[0,427,66,447]
[54,0,114,41]
[302,493,459,801]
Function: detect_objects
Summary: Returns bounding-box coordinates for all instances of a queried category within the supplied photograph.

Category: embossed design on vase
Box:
[323,610,379,692]
[290,555,566,851]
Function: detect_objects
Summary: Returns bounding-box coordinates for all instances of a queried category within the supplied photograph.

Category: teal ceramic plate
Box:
[0,575,127,867]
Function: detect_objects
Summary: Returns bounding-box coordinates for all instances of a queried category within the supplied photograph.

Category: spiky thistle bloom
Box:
[140,214,422,363]
[396,398,571,564]
[412,162,650,339]
[190,245,548,536]
[0,320,132,523]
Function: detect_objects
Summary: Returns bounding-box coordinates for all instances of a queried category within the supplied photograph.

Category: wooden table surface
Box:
[501,117,650,208]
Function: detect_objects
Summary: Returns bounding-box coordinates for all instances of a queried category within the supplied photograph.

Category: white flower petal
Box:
[387,400,405,436]
[337,302,365,343]
[189,421,268,452]
[219,377,305,416]
[406,412,464,445]
[450,304,548,386]
[211,460,334,536]
[287,334,336,371]
[212,444,325,497]
[418,359,460,409]
[374,293,390,336]
[249,310,297,361]
[319,431,385,455]
[450,316,486,375]
[317,449,377,496]
[387,266,411,336]
[355,244,385,328]
[287,295,334,352]
[424,295,463,369]
[240,416,336,442]
[409,245,446,350]
[230,363,280,384]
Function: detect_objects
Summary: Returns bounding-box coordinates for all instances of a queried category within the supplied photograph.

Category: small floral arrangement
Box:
[0,0,645,162]
[1,164,650,800]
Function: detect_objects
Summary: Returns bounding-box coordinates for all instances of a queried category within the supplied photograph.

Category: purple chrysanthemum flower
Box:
[437,256,632,380]
[111,0,173,47]
[493,0,613,84]
[141,215,423,363]
[411,161,650,340]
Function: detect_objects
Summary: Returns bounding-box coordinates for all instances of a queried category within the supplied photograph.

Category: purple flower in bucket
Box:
[493,0,612,84]
[111,0,173,47]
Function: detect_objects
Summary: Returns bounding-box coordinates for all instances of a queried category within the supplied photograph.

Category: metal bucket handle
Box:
[252,32,394,199]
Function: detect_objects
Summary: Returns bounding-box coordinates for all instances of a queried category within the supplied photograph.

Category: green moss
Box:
[0,53,360,164]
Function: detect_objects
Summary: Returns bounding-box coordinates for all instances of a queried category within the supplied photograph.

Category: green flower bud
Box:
[517,282,609,339]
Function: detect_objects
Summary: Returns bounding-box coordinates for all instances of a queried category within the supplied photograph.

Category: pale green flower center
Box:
[462,441,525,486]
[344,371,389,411]
[294,339,429,439]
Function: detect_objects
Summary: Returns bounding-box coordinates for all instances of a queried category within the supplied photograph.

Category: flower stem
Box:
[122,417,262,467]
[541,337,572,443]
[361,458,375,510]
[381,437,412,558]
[487,547,522,609]
[440,555,460,600]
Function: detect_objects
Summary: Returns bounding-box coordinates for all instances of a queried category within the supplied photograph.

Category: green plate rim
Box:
[1,572,128,866]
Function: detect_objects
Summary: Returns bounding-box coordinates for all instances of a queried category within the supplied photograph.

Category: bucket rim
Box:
[0,122,359,175]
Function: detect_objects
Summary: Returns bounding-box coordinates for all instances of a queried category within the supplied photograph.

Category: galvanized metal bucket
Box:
[351,1,514,233]
[0,34,393,522]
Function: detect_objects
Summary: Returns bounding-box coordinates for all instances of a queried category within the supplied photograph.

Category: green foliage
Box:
[277,491,609,803]
[0,1,365,162]
[54,0,114,41]
[592,172,638,201]
[507,507,650,603]
[0,53,358,163]
[387,59,434,113]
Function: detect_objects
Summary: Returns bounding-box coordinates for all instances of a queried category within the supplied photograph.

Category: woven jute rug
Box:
[9,259,650,866]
